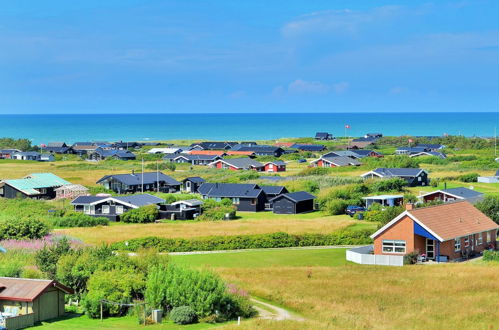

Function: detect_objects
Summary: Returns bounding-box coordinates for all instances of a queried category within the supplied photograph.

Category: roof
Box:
[54,184,89,192]
[171,199,203,207]
[270,191,316,203]
[199,183,263,198]
[212,158,263,169]
[421,187,483,199]
[261,185,287,195]
[188,150,227,156]
[92,148,136,159]
[264,160,286,166]
[189,142,237,150]
[71,193,165,207]
[234,145,283,153]
[409,151,447,159]
[96,172,180,186]
[315,132,332,138]
[320,156,361,166]
[371,201,499,242]
[13,151,41,157]
[182,176,206,184]
[47,142,67,148]
[163,153,221,161]
[147,148,182,154]
[363,194,404,200]
[292,144,326,151]
[363,168,425,178]
[324,150,359,158]
[3,173,71,196]
[0,277,73,302]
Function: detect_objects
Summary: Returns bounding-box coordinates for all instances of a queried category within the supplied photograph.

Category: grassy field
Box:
[56,213,373,245]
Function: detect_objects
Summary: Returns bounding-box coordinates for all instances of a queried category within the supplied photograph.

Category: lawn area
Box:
[407,180,499,196]
[170,247,349,268]
[56,213,364,245]
[34,314,225,329]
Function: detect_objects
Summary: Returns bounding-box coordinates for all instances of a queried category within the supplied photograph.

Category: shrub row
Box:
[111,230,374,252]
[52,213,109,227]
[0,218,49,240]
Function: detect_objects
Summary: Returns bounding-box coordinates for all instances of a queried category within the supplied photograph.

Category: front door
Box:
[426,239,435,259]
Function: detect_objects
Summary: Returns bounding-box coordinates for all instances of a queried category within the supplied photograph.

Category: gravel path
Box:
[251,297,305,322]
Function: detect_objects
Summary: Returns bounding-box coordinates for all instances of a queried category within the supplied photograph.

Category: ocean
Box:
[0,112,497,145]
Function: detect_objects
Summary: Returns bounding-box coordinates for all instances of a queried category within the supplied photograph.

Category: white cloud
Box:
[333,81,350,94]
[288,79,329,94]
[389,86,409,95]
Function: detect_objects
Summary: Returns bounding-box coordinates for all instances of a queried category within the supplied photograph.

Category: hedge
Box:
[111,229,373,252]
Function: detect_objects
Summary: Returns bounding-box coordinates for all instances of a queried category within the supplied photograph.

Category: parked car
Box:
[346,205,366,217]
[297,159,307,163]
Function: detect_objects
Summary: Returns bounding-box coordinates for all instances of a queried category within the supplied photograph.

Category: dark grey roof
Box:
[190,142,237,150]
[14,152,41,156]
[44,146,71,153]
[71,196,105,204]
[321,156,361,166]
[183,176,205,184]
[370,168,424,177]
[441,187,483,198]
[315,132,331,137]
[219,158,263,169]
[164,154,220,161]
[270,191,316,203]
[234,145,283,153]
[416,144,443,149]
[264,160,286,166]
[96,172,180,186]
[261,185,287,195]
[93,148,136,159]
[292,144,326,151]
[47,142,67,148]
[199,183,263,198]
[351,149,380,156]
[397,147,427,153]
[71,194,164,207]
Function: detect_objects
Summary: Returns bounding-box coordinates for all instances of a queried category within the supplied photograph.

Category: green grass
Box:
[170,247,349,268]
[34,314,226,329]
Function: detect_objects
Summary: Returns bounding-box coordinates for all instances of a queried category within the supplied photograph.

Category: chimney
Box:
[405,203,414,211]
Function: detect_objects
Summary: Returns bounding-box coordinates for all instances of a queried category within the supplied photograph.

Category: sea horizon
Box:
[0,112,497,145]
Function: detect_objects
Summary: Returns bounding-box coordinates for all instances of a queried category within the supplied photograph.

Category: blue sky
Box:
[1,0,499,114]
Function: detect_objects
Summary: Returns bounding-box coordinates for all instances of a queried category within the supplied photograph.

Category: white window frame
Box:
[232,197,240,205]
[83,205,91,214]
[487,231,491,243]
[382,240,406,254]
[101,205,110,214]
[464,236,469,248]
[454,238,461,252]
[116,205,124,215]
[477,233,483,245]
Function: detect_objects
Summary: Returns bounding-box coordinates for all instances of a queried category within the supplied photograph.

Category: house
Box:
[198,183,267,212]
[182,177,206,193]
[291,144,327,152]
[233,145,285,157]
[71,143,98,155]
[363,195,404,208]
[189,142,238,150]
[0,173,71,199]
[11,152,41,161]
[0,277,73,327]
[323,150,383,159]
[261,185,288,200]
[364,133,383,139]
[147,148,183,154]
[44,142,72,154]
[88,148,136,161]
[311,156,361,167]
[370,202,498,261]
[263,160,286,172]
[40,154,55,162]
[352,137,378,143]
[226,151,257,157]
[395,147,427,155]
[315,132,334,140]
[347,141,375,149]
[270,191,316,214]
[187,150,227,157]
[208,158,264,171]
[419,187,484,205]
[96,171,181,194]
[159,199,203,220]
[409,151,447,159]
[71,194,165,221]
[164,154,222,165]
[0,149,21,159]
[54,184,89,200]
[361,168,429,186]
[416,143,444,151]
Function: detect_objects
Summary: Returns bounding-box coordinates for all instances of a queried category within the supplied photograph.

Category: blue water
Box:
[0,113,497,145]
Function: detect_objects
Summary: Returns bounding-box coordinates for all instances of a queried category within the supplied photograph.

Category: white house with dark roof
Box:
[361,168,429,187]
[419,187,484,204]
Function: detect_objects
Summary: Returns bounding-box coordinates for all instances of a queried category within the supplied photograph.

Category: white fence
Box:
[477,176,499,183]
[346,245,404,266]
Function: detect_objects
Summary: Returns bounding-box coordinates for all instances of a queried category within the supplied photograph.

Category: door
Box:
[186,181,191,192]
[426,239,435,259]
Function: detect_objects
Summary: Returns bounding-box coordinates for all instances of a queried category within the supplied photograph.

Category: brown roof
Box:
[188,150,226,156]
[409,201,499,241]
[0,277,73,302]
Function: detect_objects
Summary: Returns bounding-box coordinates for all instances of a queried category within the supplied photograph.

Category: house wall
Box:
[373,215,415,255]
[236,194,266,212]
[272,198,296,214]
[264,164,285,172]
[439,230,497,260]
[295,199,314,213]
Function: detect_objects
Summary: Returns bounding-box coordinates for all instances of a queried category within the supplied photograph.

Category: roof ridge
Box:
[410,199,468,212]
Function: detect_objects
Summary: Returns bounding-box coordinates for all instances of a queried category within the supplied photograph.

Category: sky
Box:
[1,0,499,114]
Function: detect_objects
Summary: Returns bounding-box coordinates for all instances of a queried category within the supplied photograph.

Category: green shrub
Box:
[52,213,109,227]
[35,238,72,279]
[403,251,419,265]
[198,199,236,221]
[170,306,198,325]
[0,218,50,240]
[324,200,349,215]
[364,206,404,226]
[120,205,159,223]
[458,172,479,183]
[476,196,499,224]
[483,250,499,262]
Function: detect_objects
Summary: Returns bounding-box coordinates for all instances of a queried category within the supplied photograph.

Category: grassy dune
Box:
[57,213,366,245]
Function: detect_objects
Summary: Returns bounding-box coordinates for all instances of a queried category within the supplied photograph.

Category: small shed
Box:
[270,191,316,214]
[182,177,206,193]
[55,184,89,200]
[363,195,404,208]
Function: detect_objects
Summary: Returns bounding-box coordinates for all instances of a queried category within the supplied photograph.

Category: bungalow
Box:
[234,146,285,157]
[208,158,265,171]
[315,132,334,140]
[147,147,183,154]
[363,195,404,208]
[395,147,427,155]
[96,171,181,194]
[159,199,203,220]
[0,149,21,159]
[71,194,165,221]
[198,183,267,212]
[0,277,73,327]
[188,150,227,157]
[189,142,238,150]
[0,173,71,199]
[323,150,383,159]
[163,153,222,165]
[44,142,72,154]
[370,201,498,261]
[261,185,288,200]
[113,141,143,150]
[270,191,316,214]
[182,176,206,193]
[11,152,41,161]
[88,148,136,161]
[419,187,484,205]
[40,154,55,162]
[263,160,286,172]
[361,168,429,186]
[71,143,98,156]
[292,144,327,152]
[364,133,383,139]
[311,156,361,167]
[409,151,447,159]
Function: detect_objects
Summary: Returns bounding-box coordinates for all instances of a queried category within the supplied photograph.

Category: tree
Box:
[476,196,499,224]
[35,238,71,279]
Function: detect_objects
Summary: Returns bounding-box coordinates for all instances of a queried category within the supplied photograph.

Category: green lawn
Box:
[34,314,226,329]
[170,247,349,268]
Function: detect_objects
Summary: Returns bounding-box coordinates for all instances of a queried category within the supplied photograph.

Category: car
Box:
[345,205,366,217]
[297,159,307,163]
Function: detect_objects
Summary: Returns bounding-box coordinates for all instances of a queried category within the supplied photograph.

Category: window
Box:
[102,205,110,214]
[477,233,483,245]
[382,240,406,253]
[84,205,91,214]
[487,231,492,243]
[116,205,124,214]
[454,238,461,251]
[232,197,240,205]
[464,236,469,248]
[251,198,256,205]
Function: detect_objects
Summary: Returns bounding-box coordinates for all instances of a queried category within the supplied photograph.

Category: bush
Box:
[324,200,349,215]
[0,218,50,240]
[458,172,479,183]
[52,213,109,227]
[120,205,159,223]
[170,306,198,325]
[35,238,72,279]
[476,196,499,224]
[483,250,499,262]
[197,199,236,221]
[364,206,404,226]
[403,251,419,265]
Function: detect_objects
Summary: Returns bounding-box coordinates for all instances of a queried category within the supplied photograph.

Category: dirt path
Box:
[251,297,304,322]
